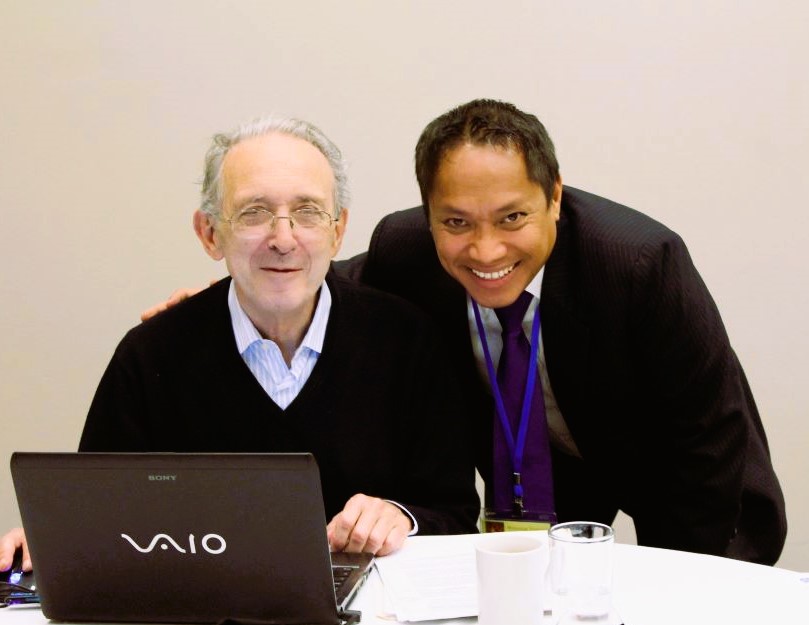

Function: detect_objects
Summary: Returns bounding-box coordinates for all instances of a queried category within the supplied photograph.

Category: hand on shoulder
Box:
[140,284,213,321]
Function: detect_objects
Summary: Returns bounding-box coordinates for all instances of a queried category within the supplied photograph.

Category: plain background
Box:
[1,1,806,570]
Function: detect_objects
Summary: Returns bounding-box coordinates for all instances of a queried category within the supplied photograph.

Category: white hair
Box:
[200,115,349,218]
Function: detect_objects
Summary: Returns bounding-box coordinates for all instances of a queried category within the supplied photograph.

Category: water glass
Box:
[549,521,614,623]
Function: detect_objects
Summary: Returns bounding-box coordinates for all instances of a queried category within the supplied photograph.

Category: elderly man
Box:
[0,116,479,572]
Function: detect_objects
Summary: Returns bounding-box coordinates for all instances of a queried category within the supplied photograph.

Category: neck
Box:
[258,314,312,367]
[239,294,319,368]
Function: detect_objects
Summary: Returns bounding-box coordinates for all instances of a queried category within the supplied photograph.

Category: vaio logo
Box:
[120,533,227,554]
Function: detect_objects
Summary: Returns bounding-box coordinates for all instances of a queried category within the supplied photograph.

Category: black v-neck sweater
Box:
[80,273,479,535]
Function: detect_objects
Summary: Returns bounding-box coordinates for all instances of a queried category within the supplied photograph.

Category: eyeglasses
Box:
[220,207,337,237]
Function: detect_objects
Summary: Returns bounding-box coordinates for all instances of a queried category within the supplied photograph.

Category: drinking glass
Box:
[549,521,614,623]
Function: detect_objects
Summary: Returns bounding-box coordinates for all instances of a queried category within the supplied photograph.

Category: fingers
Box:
[0,527,31,572]
[327,494,412,556]
[140,286,205,322]
[140,302,169,322]
[374,522,409,557]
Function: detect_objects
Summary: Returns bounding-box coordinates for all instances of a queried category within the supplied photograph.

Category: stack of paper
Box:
[373,535,479,622]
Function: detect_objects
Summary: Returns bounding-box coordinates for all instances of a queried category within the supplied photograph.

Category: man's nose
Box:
[266,216,297,253]
[468,228,506,263]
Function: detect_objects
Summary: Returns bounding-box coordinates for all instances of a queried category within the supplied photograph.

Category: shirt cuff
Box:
[385,500,419,536]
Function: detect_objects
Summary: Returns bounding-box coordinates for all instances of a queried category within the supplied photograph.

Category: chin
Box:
[462,279,524,309]
[477,294,516,309]
[462,287,507,309]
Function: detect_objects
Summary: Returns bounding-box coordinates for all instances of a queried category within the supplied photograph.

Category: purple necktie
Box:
[492,291,555,517]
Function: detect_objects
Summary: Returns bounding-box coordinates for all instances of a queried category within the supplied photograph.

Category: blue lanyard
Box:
[472,299,541,504]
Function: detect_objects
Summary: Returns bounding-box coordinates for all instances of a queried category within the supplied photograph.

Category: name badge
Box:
[481,509,556,533]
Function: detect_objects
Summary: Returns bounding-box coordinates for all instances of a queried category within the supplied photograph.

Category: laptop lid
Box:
[10,452,360,624]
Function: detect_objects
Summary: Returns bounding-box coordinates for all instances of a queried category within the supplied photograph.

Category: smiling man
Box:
[357,99,787,564]
[0,115,480,572]
[425,140,561,310]
[193,130,343,367]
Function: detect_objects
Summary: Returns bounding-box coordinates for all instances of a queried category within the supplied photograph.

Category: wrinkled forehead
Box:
[221,133,335,209]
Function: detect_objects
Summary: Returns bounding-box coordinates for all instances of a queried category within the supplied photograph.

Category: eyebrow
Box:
[292,194,328,208]
[234,194,328,210]
[435,199,528,217]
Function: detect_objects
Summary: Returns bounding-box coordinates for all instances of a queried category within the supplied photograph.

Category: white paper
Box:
[372,532,624,625]
[373,536,478,621]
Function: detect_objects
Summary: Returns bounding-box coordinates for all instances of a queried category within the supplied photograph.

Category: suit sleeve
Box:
[623,233,785,563]
[331,252,367,282]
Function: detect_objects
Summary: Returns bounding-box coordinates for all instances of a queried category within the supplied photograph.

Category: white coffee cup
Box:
[475,533,546,625]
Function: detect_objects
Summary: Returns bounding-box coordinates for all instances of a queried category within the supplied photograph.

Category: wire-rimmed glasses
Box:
[220,207,337,238]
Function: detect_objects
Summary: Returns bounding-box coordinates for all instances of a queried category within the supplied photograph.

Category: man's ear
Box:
[550,176,563,221]
[330,207,348,258]
[193,210,225,260]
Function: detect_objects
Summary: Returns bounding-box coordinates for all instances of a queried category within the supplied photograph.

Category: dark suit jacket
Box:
[336,185,787,564]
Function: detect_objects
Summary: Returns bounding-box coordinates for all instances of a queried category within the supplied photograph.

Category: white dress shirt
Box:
[467,268,581,458]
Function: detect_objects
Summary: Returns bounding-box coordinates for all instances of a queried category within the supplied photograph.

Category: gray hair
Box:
[200,115,350,218]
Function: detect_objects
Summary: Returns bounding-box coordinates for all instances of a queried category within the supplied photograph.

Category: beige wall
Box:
[1,1,806,569]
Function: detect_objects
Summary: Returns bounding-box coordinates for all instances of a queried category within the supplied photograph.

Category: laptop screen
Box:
[11,452,350,624]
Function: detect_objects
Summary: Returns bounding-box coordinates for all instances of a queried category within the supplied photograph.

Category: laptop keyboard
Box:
[332,565,353,592]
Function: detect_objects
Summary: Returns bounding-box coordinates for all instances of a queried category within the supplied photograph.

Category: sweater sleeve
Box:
[79,333,152,452]
[391,322,481,535]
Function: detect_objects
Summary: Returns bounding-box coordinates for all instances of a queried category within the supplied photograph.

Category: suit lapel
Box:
[541,203,591,445]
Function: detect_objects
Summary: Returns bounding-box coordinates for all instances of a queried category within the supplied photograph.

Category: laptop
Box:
[10,452,374,624]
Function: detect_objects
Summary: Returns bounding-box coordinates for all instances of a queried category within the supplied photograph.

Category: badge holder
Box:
[481,508,557,533]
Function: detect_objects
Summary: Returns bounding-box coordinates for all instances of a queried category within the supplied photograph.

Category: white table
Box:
[352,533,808,625]
[1,534,806,624]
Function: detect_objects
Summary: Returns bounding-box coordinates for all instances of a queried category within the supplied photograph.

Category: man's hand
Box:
[327,494,412,556]
[140,286,207,322]
[0,527,31,572]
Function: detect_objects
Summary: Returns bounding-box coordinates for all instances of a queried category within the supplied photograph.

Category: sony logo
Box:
[148,474,177,481]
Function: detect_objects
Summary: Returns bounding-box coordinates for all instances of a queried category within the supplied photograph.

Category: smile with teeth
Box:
[471,264,516,280]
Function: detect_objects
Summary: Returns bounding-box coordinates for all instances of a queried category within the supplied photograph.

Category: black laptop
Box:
[10,452,373,624]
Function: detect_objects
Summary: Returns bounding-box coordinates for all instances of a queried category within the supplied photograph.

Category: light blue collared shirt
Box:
[228,280,330,409]
[227,279,419,533]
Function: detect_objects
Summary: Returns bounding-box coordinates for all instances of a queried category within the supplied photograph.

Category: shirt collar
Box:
[228,279,332,357]
[524,266,544,302]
